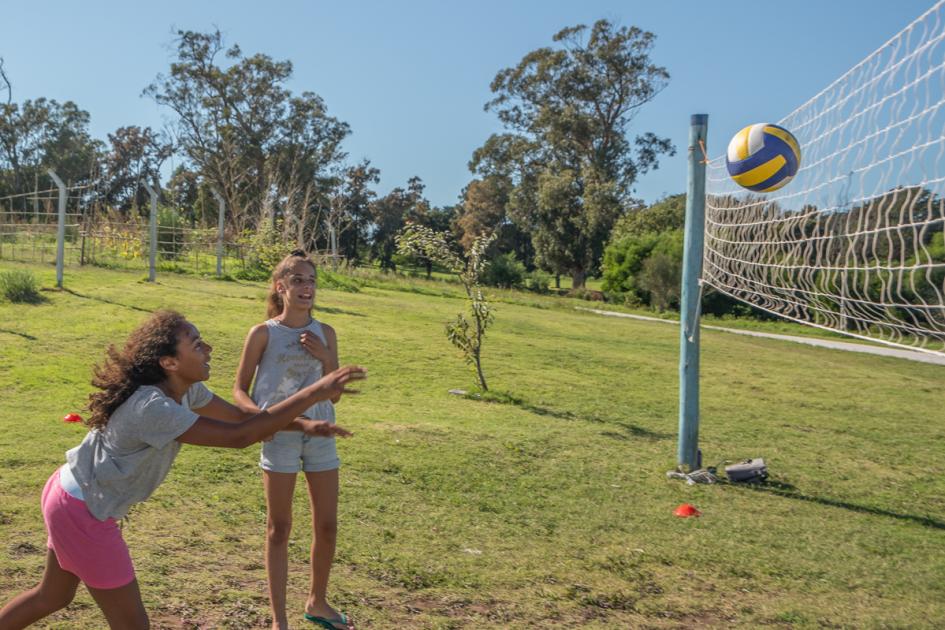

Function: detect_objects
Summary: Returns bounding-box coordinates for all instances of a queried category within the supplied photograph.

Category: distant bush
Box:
[524,269,551,293]
[601,231,662,300]
[156,206,186,260]
[0,269,42,303]
[481,252,526,289]
[233,265,271,282]
[238,218,291,278]
[638,230,683,311]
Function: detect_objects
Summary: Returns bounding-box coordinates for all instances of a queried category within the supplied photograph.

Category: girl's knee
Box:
[267,519,292,546]
[314,518,337,541]
[40,583,78,612]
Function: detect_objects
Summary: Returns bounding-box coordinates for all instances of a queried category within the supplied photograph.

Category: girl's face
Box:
[168,322,213,382]
[277,261,317,310]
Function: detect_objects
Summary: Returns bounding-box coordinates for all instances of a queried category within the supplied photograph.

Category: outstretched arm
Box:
[177,365,365,448]
[193,394,353,436]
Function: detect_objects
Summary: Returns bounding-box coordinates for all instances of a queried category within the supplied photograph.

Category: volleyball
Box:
[725,123,801,192]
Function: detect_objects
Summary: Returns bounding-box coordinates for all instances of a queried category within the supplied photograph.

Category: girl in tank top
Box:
[233,250,353,630]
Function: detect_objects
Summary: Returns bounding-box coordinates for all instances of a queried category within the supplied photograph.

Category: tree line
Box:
[0,21,676,290]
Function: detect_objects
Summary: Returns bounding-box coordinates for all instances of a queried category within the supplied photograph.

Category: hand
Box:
[300,331,331,364]
[311,365,367,402]
[300,419,353,438]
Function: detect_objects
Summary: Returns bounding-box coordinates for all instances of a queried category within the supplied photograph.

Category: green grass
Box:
[1,261,944,628]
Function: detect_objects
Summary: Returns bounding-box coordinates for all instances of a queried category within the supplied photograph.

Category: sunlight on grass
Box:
[0,261,943,628]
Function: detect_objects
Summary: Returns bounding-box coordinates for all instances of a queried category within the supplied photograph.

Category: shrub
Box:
[156,206,186,260]
[601,231,661,298]
[524,269,551,293]
[236,218,291,278]
[602,229,683,310]
[480,252,526,289]
[638,230,683,311]
[0,269,42,303]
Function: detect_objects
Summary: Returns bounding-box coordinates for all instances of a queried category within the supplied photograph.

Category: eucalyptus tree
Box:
[145,30,349,236]
[470,20,675,287]
[0,60,99,197]
[99,126,172,212]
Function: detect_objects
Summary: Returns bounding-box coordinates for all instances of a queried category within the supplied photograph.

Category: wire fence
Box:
[0,201,248,275]
[0,176,341,284]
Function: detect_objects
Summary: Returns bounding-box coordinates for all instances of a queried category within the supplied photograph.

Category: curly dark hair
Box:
[86,310,187,430]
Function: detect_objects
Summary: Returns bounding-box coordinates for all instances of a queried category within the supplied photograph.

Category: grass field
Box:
[1,261,943,629]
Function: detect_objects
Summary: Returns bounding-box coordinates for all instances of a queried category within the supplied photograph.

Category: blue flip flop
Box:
[304,611,351,630]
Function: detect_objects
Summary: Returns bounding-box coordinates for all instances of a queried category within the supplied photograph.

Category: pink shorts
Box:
[41,468,135,590]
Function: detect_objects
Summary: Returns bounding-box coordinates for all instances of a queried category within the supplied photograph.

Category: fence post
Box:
[328,221,338,270]
[211,189,225,277]
[143,180,159,282]
[677,114,708,472]
[48,170,67,288]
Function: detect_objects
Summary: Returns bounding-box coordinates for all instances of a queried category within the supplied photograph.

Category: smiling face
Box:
[166,322,213,383]
[276,260,317,312]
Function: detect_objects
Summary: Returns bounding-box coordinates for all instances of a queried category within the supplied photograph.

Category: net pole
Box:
[48,170,67,288]
[677,114,708,471]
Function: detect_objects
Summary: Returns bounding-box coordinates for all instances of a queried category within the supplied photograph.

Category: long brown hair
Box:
[86,310,187,430]
[266,249,317,319]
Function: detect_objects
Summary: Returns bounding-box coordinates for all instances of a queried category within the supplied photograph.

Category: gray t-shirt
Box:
[65,382,213,521]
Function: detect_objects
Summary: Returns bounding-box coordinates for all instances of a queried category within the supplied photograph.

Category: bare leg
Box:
[264,471,298,630]
[0,549,80,629]
[304,469,348,627]
[86,579,149,629]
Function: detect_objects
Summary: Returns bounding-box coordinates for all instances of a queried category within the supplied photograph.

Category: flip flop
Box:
[304,611,352,630]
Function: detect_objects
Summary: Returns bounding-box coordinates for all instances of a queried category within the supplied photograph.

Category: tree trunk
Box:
[425,258,432,279]
[473,350,488,391]
[571,269,586,289]
[555,274,560,289]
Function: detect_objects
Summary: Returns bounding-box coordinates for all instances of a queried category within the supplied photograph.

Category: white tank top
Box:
[250,318,335,424]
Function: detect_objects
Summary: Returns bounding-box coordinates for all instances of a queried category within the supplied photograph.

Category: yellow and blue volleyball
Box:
[725,123,801,192]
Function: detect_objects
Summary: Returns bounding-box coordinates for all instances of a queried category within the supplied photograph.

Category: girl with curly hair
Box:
[0,310,366,629]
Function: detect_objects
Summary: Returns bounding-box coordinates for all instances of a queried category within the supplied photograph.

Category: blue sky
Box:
[1,0,937,207]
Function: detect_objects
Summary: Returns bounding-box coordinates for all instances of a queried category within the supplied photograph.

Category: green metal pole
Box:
[677,114,708,471]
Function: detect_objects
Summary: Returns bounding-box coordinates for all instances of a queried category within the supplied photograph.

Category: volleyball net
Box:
[703,1,945,356]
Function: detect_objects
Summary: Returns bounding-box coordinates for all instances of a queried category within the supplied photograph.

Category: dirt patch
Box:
[9,541,41,557]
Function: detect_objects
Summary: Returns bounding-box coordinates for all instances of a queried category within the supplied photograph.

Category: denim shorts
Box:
[260,431,340,473]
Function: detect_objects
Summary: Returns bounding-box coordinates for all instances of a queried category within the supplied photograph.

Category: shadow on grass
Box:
[0,328,37,340]
[61,288,152,313]
[733,480,945,530]
[464,390,671,441]
[601,422,673,441]
[6,288,49,305]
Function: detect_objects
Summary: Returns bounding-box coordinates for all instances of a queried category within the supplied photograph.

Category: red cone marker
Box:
[674,503,701,517]
[63,413,83,423]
